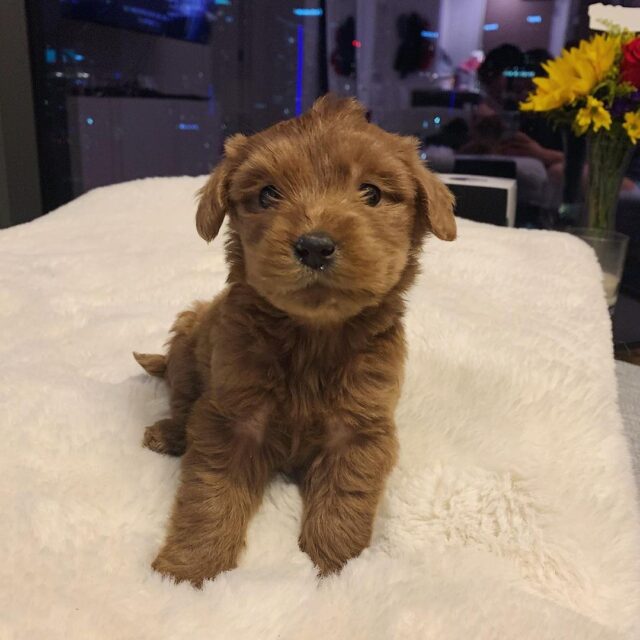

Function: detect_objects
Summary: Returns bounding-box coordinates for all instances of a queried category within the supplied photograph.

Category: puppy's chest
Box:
[211,310,405,428]
[274,341,355,411]
[271,330,404,424]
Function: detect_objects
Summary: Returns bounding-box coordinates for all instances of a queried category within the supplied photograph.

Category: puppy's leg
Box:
[299,423,397,576]
[143,418,186,456]
[152,396,274,587]
[142,313,201,457]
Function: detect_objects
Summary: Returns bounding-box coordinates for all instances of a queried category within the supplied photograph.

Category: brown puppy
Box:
[135,95,455,587]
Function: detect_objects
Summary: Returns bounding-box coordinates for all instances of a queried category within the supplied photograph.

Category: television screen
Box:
[60,1,213,44]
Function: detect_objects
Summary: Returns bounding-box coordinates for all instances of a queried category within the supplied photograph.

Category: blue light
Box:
[483,23,499,31]
[422,120,429,129]
[175,0,206,16]
[45,47,57,64]
[86,117,94,125]
[214,0,231,4]
[123,5,168,22]
[503,69,536,78]
[434,116,441,125]
[62,48,85,62]
[526,15,542,24]
[420,30,439,39]
[177,123,200,131]
[293,8,323,17]
[295,24,304,116]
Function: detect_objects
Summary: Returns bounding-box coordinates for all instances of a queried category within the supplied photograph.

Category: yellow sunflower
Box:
[623,111,640,144]
[575,96,612,133]
[521,34,619,112]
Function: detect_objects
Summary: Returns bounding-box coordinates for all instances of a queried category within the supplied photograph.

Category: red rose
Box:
[621,37,640,89]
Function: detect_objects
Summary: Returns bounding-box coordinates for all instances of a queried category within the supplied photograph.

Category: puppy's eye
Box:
[259,185,281,209]
[359,183,381,207]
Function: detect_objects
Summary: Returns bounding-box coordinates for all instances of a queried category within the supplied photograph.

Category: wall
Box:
[326,0,358,97]
[238,0,323,131]
[357,0,441,115]
[0,0,42,227]
[438,0,572,67]
[0,109,11,228]
[438,0,488,69]
[482,0,554,53]
[549,0,576,55]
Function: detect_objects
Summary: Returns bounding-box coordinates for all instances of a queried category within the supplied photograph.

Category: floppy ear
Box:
[195,134,246,242]
[404,140,456,241]
[414,164,457,241]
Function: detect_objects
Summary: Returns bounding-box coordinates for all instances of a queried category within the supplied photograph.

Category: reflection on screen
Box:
[60,0,213,44]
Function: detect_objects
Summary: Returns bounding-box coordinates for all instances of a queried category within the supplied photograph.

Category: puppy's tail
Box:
[133,352,166,378]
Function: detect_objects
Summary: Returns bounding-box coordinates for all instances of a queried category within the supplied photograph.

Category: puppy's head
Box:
[196,95,455,323]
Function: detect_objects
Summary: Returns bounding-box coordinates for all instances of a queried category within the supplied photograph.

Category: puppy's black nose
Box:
[294,233,335,270]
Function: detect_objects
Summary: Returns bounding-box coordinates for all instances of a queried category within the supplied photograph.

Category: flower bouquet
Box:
[521,31,640,230]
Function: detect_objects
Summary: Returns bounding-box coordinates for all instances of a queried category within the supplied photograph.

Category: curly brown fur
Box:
[135,95,455,587]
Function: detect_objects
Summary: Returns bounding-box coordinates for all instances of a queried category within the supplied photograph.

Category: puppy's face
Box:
[196,97,455,323]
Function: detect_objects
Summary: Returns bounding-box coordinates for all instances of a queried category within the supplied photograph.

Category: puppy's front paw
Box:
[299,532,347,578]
[143,424,169,454]
[143,419,186,456]
[152,549,213,589]
[152,558,203,588]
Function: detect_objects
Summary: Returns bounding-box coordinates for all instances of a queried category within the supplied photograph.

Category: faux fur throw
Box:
[1,177,639,639]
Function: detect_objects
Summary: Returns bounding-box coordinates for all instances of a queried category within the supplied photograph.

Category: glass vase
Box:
[558,129,587,224]
[586,130,634,230]
[570,228,629,308]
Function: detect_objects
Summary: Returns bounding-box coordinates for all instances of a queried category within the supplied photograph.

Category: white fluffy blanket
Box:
[2,177,639,640]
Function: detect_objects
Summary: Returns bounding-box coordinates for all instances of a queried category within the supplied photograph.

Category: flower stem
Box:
[587,130,633,230]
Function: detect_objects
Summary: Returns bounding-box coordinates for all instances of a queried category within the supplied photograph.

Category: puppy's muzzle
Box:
[294,233,336,271]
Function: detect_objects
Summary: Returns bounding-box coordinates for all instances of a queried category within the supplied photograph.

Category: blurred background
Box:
[0,0,639,345]
[0,0,636,217]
